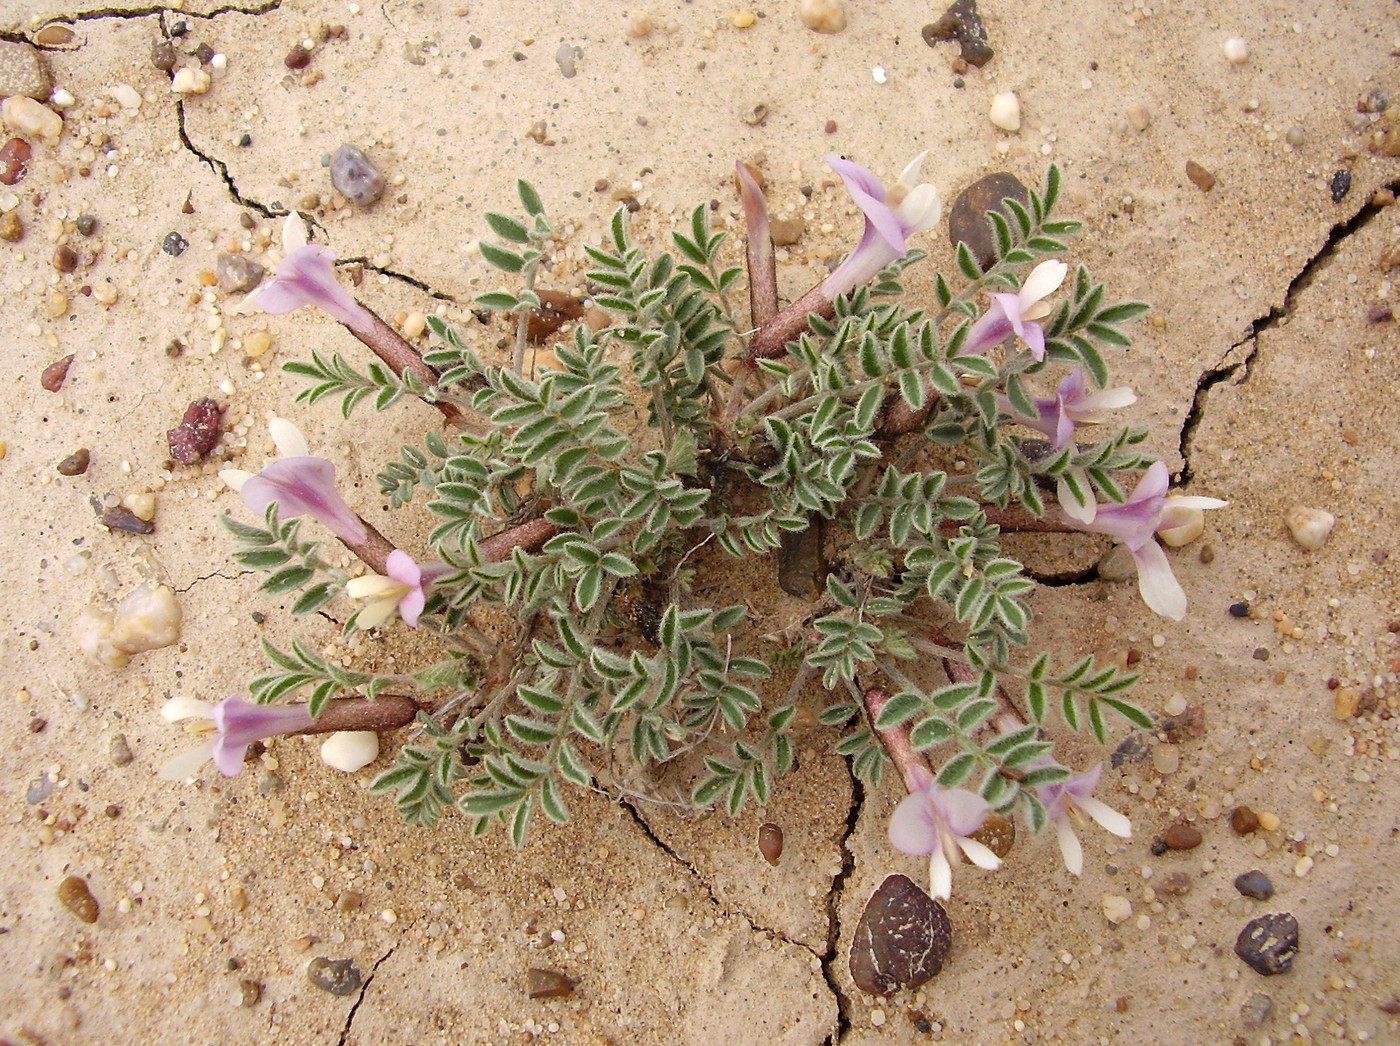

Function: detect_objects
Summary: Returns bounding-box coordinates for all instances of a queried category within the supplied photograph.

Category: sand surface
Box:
[1,1,1398,1042]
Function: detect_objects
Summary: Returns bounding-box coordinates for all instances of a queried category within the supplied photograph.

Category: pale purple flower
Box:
[1003,367,1137,523]
[961,259,1069,361]
[822,152,941,300]
[889,776,1002,900]
[220,418,368,545]
[242,215,373,333]
[160,694,317,779]
[345,549,443,628]
[1033,763,1132,876]
[1065,462,1227,620]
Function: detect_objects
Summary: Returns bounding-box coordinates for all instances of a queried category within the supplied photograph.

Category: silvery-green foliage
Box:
[255,166,1158,842]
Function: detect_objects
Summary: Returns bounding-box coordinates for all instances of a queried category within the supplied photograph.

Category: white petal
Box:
[956,836,1003,871]
[897,150,930,189]
[898,183,942,230]
[281,213,309,252]
[1163,496,1228,511]
[1020,259,1068,305]
[267,417,309,459]
[219,468,253,493]
[159,740,215,781]
[162,696,214,722]
[1132,540,1188,621]
[929,848,953,901]
[1058,475,1097,524]
[345,574,399,599]
[1083,387,1137,410]
[320,731,379,772]
[354,598,399,629]
[1055,817,1084,875]
[1078,796,1133,838]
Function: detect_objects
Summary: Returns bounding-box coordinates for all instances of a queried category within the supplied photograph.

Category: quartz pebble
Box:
[171,67,211,95]
[1102,895,1132,925]
[1285,506,1333,550]
[74,582,182,668]
[330,144,385,205]
[216,252,264,293]
[2,96,62,143]
[307,957,362,996]
[1223,36,1248,65]
[989,92,1020,132]
[1151,744,1180,775]
[320,731,379,772]
[799,0,847,33]
[111,83,141,110]
[1126,103,1152,131]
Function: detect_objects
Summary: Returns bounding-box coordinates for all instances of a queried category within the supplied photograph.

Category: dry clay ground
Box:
[1,0,1398,1043]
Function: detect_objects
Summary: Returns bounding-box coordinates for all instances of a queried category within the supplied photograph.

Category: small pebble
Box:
[989,91,1021,132]
[41,353,74,392]
[1368,303,1394,323]
[799,0,847,34]
[238,980,262,1007]
[729,9,757,29]
[1,96,62,143]
[284,43,311,70]
[57,448,90,476]
[527,968,576,998]
[216,252,264,293]
[1151,744,1180,775]
[101,505,155,534]
[53,244,77,272]
[1155,871,1192,897]
[1230,806,1259,835]
[109,733,134,766]
[170,67,211,95]
[1126,104,1151,131]
[1102,895,1132,925]
[58,875,99,923]
[1235,870,1274,900]
[769,216,805,246]
[1240,991,1273,1027]
[111,83,141,110]
[1185,161,1216,192]
[329,144,385,205]
[1227,601,1250,618]
[0,137,31,185]
[1330,169,1352,204]
[849,874,952,995]
[401,311,426,338]
[35,23,76,46]
[76,213,96,236]
[0,210,21,241]
[1285,505,1334,550]
[1163,824,1202,851]
[554,42,579,78]
[1235,912,1298,976]
[320,731,379,772]
[166,397,223,464]
[1256,811,1280,833]
[758,823,784,866]
[1285,126,1305,147]
[162,231,189,257]
[244,331,272,357]
[151,41,177,72]
[627,11,652,37]
[334,890,363,912]
[1223,36,1248,65]
[306,957,362,996]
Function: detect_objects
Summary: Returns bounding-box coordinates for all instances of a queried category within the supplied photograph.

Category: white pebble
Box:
[171,67,212,95]
[1157,501,1205,546]
[320,731,379,772]
[1102,895,1132,925]
[111,84,141,111]
[871,66,887,84]
[1294,855,1314,878]
[1285,506,1334,551]
[799,0,847,34]
[1152,744,1180,775]
[989,92,1021,132]
[50,88,76,109]
[1223,37,1248,65]
[2,96,63,143]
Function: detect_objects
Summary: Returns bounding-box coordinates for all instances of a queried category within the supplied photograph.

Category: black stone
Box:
[162,231,189,257]
[1330,169,1351,204]
[849,874,952,996]
[1228,601,1250,618]
[1235,913,1299,976]
[1234,870,1275,900]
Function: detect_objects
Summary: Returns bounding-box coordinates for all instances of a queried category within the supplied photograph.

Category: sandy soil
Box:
[1,1,1398,1043]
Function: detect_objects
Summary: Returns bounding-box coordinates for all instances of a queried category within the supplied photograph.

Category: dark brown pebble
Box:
[1155,871,1192,897]
[28,717,46,732]
[1235,912,1299,975]
[1231,805,1260,835]
[53,244,78,273]
[1185,161,1216,192]
[922,0,994,68]
[0,138,32,186]
[1252,647,1270,661]
[526,289,584,343]
[1367,303,1393,323]
[284,43,311,69]
[758,823,784,866]
[238,979,262,1007]
[824,119,837,134]
[1163,824,1202,850]
[101,505,154,534]
[849,874,952,996]
[0,211,22,242]
[1228,600,1250,617]
[968,812,1015,859]
[947,172,1030,271]
[104,804,120,817]
[109,733,134,766]
[57,875,99,923]
[306,957,362,996]
[526,968,575,999]
[166,397,223,465]
[150,40,176,72]
[1161,704,1205,742]
[40,353,74,392]
[1234,869,1274,900]
[57,448,90,476]
[193,42,215,64]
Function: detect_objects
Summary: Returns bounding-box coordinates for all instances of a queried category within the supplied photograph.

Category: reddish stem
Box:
[747,284,835,361]
[864,686,933,795]
[477,517,559,561]
[300,693,420,733]
[341,516,398,575]
[350,307,463,423]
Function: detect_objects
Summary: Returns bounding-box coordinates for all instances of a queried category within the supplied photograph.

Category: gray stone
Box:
[0,42,51,101]
[329,144,385,205]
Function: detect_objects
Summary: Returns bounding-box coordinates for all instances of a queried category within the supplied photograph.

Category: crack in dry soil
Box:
[337,945,396,1046]
[821,772,862,1045]
[1177,177,1400,485]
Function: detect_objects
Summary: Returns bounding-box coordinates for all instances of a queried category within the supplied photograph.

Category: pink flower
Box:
[345,550,444,628]
[961,259,1068,361]
[245,216,373,333]
[221,418,368,546]
[1033,763,1132,876]
[889,776,1002,900]
[1065,462,1226,620]
[160,694,316,779]
[823,153,941,299]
